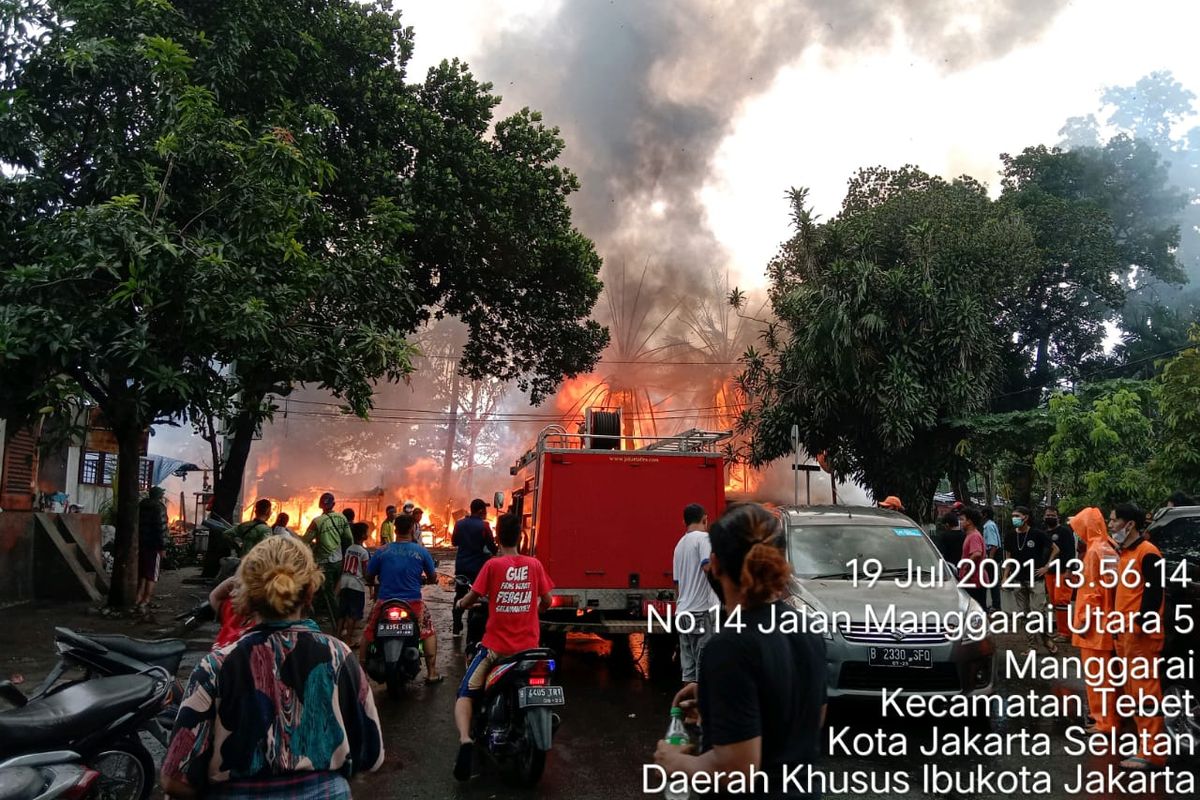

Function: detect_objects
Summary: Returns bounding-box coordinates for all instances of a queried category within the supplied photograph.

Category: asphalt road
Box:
[5,568,1198,799]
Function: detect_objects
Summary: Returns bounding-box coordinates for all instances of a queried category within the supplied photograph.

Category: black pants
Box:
[987,558,1003,610]
[967,585,988,610]
[453,579,470,633]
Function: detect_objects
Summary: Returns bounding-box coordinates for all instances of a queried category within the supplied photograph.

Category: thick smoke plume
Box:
[477,0,1072,298]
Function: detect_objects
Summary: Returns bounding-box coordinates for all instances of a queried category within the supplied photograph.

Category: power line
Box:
[277,397,748,419]
[410,353,743,366]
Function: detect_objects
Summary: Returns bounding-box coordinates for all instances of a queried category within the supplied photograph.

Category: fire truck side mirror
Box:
[493,492,506,511]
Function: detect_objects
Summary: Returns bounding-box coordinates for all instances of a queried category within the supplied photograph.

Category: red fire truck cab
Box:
[496,410,729,644]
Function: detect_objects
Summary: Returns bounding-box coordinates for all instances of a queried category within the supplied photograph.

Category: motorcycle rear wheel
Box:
[512,717,547,787]
[1164,684,1199,747]
[90,736,154,800]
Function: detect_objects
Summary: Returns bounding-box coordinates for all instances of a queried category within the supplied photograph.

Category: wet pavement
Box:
[3,568,1197,799]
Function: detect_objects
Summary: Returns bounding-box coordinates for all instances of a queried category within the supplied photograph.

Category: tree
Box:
[1034,386,1164,512]
[170,4,607,524]
[1155,325,1200,494]
[1059,71,1200,305]
[2,1,608,598]
[0,0,332,603]
[996,139,1186,403]
[738,175,1034,519]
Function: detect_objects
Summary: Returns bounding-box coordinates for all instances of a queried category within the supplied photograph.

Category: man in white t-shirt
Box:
[672,503,718,684]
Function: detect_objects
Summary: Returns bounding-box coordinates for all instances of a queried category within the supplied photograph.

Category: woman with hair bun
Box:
[654,503,826,799]
[162,536,384,798]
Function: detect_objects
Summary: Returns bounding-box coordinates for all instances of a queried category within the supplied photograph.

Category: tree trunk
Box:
[204,392,263,577]
[107,424,143,607]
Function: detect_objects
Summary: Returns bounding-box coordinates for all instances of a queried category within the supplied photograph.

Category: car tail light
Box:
[386,607,408,621]
[549,594,577,609]
[62,768,100,800]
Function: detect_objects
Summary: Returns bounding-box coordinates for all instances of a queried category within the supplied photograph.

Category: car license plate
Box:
[518,685,565,708]
[868,647,933,668]
[377,621,415,637]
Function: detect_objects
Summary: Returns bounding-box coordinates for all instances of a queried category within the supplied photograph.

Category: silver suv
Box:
[782,506,996,699]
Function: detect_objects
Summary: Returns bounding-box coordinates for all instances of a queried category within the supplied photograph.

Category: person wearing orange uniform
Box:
[1070,508,1118,733]
[1110,502,1167,771]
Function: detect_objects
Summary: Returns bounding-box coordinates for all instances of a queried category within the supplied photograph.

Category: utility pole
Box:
[791,424,800,506]
[441,365,462,507]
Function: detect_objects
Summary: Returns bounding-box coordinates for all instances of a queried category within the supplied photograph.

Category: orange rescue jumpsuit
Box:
[1113,535,1167,766]
[1070,508,1118,733]
[1045,524,1077,635]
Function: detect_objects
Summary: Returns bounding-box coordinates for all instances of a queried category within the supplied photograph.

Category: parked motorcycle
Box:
[0,674,171,800]
[469,647,563,787]
[363,600,423,696]
[3,629,186,749]
[0,753,100,800]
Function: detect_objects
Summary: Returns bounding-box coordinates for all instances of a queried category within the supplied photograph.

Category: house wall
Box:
[0,512,34,604]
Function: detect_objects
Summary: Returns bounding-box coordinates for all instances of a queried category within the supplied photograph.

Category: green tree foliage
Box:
[996,138,1185,403]
[0,1,608,601]
[738,175,1034,519]
[1034,387,1164,513]
[1,0,334,603]
[1060,71,1200,310]
[1155,326,1200,494]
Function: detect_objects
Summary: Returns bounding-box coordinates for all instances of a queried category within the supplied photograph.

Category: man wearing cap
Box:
[878,495,905,512]
[305,492,353,618]
[450,499,497,637]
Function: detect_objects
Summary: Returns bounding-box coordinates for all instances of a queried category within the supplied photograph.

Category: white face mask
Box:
[1109,521,1131,545]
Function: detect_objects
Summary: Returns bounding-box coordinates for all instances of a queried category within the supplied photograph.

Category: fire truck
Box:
[494,409,729,657]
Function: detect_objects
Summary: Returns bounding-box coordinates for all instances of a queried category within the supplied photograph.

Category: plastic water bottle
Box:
[663,706,690,800]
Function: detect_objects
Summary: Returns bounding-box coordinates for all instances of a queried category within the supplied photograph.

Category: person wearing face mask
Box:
[655,504,827,799]
[1039,508,1077,642]
[1070,508,1119,735]
[1109,502,1167,771]
[1004,506,1056,654]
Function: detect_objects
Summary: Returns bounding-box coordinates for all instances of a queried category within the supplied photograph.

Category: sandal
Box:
[425,674,445,685]
[1119,757,1155,770]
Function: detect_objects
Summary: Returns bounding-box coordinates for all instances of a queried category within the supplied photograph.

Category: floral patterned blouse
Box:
[163,620,384,788]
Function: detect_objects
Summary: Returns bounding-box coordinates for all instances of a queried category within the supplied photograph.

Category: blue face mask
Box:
[1011,517,1023,528]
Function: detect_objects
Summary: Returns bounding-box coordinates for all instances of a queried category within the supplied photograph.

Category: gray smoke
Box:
[476,0,1073,293]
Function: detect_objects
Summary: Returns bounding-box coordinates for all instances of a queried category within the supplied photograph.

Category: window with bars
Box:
[80,451,154,490]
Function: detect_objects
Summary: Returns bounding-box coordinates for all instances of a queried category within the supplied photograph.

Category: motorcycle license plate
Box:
[518,685,565,708]
[377,621,415,637]
[868,647,933,668]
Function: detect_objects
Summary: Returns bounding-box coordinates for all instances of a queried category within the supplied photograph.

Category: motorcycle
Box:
[0,674,171,800]
[363,599,423,696]
[0,753,100,800]
[455,575,488,657]
[1,629,186,749]
[469,647,563,787]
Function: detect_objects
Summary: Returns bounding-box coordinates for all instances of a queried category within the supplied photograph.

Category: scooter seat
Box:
[84,633,187,672]
[493,648,557,667]
[0,675,159,757]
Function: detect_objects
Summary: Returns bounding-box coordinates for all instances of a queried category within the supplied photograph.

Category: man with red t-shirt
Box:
[957,506,988,610]
[451,513,554,781]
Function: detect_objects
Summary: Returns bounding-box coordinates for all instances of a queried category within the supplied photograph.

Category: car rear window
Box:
[786,523,943,579]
